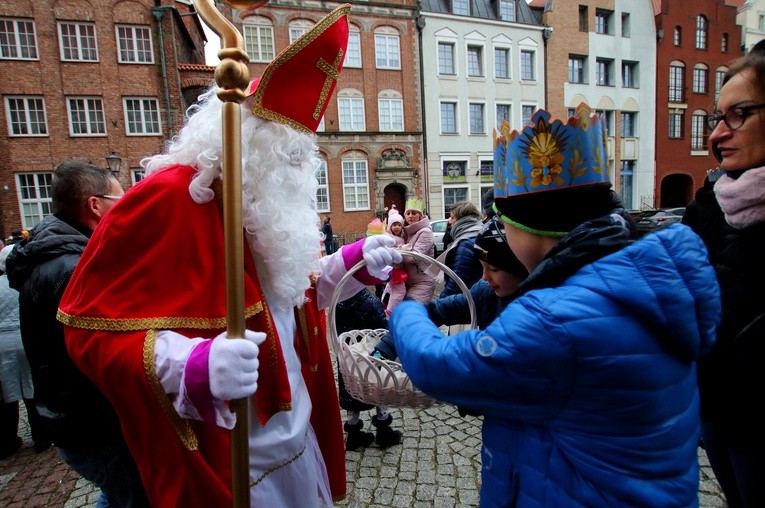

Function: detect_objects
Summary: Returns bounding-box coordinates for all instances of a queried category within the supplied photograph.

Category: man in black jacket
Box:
[6,161,149,507]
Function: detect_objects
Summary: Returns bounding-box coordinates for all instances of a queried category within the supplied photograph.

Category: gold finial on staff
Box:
[194,1,266,507]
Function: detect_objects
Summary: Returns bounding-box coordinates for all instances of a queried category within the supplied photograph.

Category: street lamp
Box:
[105,152,122,174]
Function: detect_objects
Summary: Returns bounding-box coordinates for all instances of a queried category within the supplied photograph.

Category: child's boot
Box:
[371,414,402,448]
[344,420,374,451]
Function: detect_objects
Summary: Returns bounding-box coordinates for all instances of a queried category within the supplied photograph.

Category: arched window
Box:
[242,16,274,62]
[695,15,707,50]
[692,63,709,94]
[378,90,404,131]
[668,61,685,102]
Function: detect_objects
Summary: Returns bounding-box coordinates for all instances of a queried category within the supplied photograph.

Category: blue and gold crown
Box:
[493,104,609,199]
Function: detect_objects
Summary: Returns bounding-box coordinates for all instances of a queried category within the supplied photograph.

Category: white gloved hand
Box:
[363,235,403,280]
[208,330,267,401]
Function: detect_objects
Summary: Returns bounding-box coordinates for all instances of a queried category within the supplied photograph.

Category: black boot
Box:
[344,420,374,451]
[371,414,402,448]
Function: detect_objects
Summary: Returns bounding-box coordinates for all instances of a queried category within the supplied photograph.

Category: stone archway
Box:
[382,183,406,220]
[660,173,693,208]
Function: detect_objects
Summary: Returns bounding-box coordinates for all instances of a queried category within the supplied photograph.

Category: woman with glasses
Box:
[698,49,765,508]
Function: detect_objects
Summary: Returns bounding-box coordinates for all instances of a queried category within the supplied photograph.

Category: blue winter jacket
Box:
[390,222,719,507]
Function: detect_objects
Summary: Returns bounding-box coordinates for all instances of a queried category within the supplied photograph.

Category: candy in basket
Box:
[328,250,476,408]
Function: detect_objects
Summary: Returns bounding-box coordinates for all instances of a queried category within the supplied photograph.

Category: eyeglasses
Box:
[705,103,765,131]
[93,194,122,201]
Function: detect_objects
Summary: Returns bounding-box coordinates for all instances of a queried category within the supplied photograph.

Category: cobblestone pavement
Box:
[1,403,727,507]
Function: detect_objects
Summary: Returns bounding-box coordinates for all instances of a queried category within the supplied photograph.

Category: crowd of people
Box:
[0,10,762,507]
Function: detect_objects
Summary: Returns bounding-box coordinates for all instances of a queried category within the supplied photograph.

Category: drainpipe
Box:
[151,5,174,134]
[416,11,429,213]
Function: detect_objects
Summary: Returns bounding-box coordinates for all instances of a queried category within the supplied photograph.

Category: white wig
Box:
[142,86,323,309]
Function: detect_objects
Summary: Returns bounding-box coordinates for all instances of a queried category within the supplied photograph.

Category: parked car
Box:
[634,207,686,236]
[431,219,449,256]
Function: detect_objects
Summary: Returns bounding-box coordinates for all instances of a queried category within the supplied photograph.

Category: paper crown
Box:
[493,104,609,200]
[405,197,425,214]
[245,4,350,134]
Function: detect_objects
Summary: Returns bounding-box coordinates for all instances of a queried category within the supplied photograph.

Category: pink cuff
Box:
[184,341,217,424]
[341,239,387,285]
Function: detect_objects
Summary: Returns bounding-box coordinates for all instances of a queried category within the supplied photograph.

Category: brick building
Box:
[0,0,212,239]
[653,0,742,207]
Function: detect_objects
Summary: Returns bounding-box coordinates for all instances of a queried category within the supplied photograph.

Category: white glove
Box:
[208,330,267,401]
[363,235,403,280]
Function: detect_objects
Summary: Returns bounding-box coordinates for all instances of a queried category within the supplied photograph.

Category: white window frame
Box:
[289,20,311,43]
[345,29,361,68]
[338,94,365,131]
[438,41,455,75]
[499,0,516,22]
[469,102,485,134]
[0,18,38,60]
[596,58,613,86]
[669,63,685,102]
[116,25,153,64]
[495,103,511,131]
[521,104,536,127]
[692,65,708,94]
[378,92,404,132]
[123,97,162,135]
[691,112,707,150]
[67,97,107,136]
[494,46,510,79]
[342,158,370,211]
[131,168,146,185]
[520,49,535,81]
[58,21,98,62]
[452,0,469,16]
[5,96,48,137]
[443,186,469,211]
[439,101,458,134]
[467,44,484,77]
[243,17,274,63]
[695,15,707,50]
[374,29,400,70]
[16,172,53,229]
[595,9,611,35]
[668,109,684,139]
[315,160,330,213]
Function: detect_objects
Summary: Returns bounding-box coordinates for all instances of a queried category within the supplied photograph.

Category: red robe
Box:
[58,165,346,507]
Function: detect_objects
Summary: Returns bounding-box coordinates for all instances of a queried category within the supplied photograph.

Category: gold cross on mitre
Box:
[313,50,344,120]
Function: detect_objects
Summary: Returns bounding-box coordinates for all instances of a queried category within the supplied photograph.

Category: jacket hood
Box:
[6,215,89,291]
[571,224,719,361]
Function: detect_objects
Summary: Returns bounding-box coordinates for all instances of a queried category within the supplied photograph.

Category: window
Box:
[116,25,153,63]
[316,117,325,132]
[619,160,634,210]
[443,160,466,180]
[595,9,612,35]
[243,18,274,62]
[438,42,455,75]
[452,0,469,16]
[289,20,311,43]
[494,47,510,79]
[620,112,636,137]
[695,15,707,50]
[338,95,365,131]
[622,61,637,88]
[520,50,535,80]
[124,97,161,135]
[479,160,493,178]
[669,64,685,102]
[495,104,511,130]
[521,105,535,126]
[597,110,614,136]
[499,0,516,22]
[674,26,682,46]
[345,30,361,67]
[16,172,53,229]
[596,58,613,86]
[444,186,468,211]
[578,6,588,32]
[131,169,146,185]
[569,56,585,83]
[467,45,483,77]
[342,158,370,210]
[440,101,457,134]
[668,110,684,138]
[67,97,106,136]
[375,30,400,69]
[692,65,708,94]
[378,92,404,131]
[691,112,707,150]
[58,22,97,61]
[621,13,630,37]
[5,96,47,136]
[760,14,765,31]
[315,160,329,212]
[0,18,38,60]
[721,33,728,53]
[469,103,485,134]
[715,68,726,103]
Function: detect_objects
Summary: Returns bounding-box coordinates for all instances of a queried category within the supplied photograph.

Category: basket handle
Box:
[328,250,478,349]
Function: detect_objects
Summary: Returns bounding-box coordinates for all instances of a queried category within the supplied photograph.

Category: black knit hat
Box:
[473,217,528,278]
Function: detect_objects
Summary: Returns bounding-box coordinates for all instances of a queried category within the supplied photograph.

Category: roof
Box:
[420,0,543,25]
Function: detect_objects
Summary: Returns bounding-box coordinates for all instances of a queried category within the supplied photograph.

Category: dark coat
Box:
[681,180,727,264]
[5,215,123,447]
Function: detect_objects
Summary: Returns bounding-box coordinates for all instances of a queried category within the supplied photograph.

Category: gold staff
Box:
[194,1,266,506]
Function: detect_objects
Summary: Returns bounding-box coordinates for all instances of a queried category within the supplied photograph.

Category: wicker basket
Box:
[328,250,476,408]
